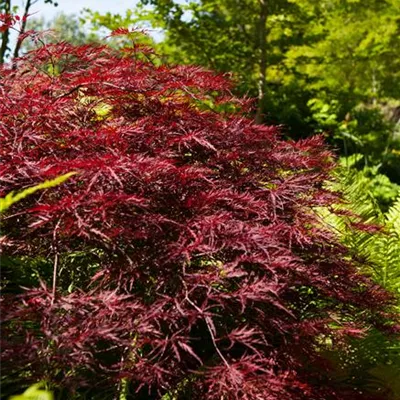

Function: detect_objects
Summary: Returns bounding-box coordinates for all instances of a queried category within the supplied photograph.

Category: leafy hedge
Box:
[0,35,397,399]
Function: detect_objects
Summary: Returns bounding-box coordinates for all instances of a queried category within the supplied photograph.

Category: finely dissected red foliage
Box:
[0,38,393,399]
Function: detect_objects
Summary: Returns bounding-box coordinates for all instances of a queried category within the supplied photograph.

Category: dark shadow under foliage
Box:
[0,34,397,399]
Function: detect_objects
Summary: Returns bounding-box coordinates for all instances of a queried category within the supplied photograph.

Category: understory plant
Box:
[0,30,397,399]
[318,167,400,399]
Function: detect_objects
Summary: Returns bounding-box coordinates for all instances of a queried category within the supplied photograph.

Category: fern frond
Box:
[373,196,400,294]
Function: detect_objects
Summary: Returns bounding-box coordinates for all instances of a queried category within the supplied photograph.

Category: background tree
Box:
[0,0,12,64]
[0,0,58,63]
[22,12,99,51]
[120,0,400,206]
[134,0,311,129]
[287,0,400,181]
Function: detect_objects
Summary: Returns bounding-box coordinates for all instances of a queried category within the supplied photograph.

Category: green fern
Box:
[319,165,400,293]
[317,170,381,267]
[318,166,400,399]
[370,196,400,294]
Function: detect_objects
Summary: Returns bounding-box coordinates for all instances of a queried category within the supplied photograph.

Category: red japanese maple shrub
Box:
[0,37,394,399]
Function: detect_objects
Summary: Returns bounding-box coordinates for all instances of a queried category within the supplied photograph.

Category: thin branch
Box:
[51,251,59,305]
[11,0,42,67]
[51,219,61,305]
[182,275,230,369]
[255,0,268,124]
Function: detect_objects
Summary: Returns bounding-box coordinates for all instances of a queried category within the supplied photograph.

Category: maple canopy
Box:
[0,36,395,399]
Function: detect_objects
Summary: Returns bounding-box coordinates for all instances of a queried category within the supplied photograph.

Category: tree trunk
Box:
[0,0,12,64]
[255,0,268,124]
[12,0,33,64]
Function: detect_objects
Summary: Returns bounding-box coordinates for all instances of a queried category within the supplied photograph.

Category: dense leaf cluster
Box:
[0,39,395,399]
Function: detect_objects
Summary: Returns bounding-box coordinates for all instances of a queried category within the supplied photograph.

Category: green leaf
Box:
[0,172,77,213]
[9,383,53,400]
